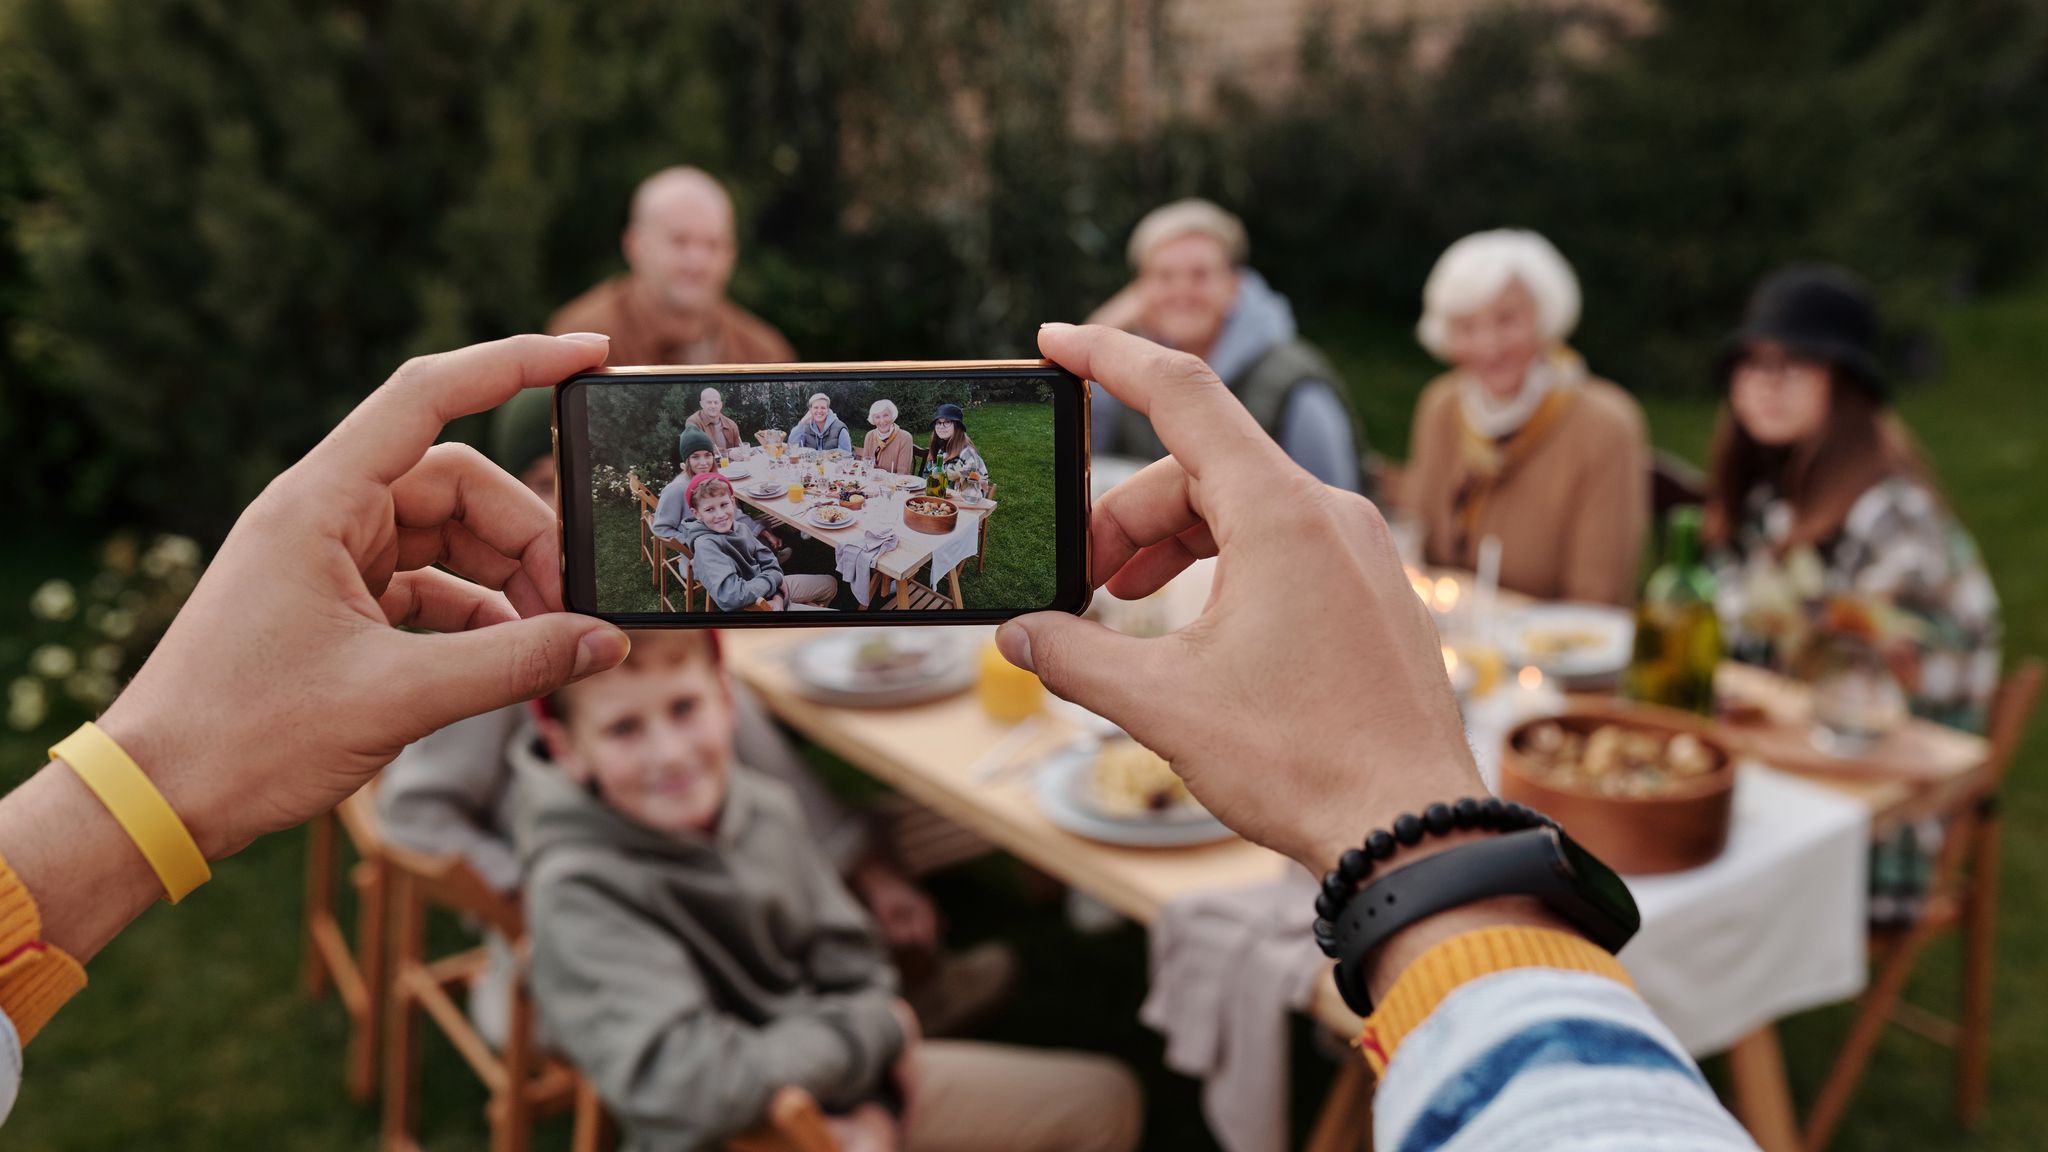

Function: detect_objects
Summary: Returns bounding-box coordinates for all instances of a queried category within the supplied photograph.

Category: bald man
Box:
[548,166,795,365]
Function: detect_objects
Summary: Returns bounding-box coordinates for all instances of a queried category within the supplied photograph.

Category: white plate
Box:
[805,506,859,531]
[894,475,927,490]
[785,631,973,706]
[1499,603,1635,679]
[721,463,753,480]
[1034,744,1235,848]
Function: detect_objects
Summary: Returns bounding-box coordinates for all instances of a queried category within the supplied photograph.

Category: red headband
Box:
[685,470,733,510]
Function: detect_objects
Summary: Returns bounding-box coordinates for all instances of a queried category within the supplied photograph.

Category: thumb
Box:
[996,612,1164,724]
[405,615,631,731]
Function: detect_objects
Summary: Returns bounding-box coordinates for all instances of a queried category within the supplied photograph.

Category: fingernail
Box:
[557,331,611,345]
[1039,322,1074,332]
[572,627,630,678]
[995,622,1034,673]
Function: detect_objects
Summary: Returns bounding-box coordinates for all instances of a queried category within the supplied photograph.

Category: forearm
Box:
[0,762,160,964]
[1373,961,1756,1150]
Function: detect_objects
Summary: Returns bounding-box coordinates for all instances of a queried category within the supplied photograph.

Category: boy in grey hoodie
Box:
[518,631,1141,1152]
[678,473,837,611]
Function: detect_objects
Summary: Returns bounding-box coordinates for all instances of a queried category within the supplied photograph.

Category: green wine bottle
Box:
[1624,505,1723,714]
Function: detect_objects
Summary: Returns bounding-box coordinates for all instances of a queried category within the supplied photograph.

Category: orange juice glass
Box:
[786,482,805,503]
[978,641,1044,721]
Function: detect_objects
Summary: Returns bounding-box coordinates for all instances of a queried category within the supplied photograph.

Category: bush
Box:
[3,0,2044,540]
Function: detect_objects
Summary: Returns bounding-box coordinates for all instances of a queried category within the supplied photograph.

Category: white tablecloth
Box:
[1465,693,1870,1056]
[1620,766,1869,1055]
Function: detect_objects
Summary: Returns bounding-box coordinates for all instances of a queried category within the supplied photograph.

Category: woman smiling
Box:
[1399,230,1649,605]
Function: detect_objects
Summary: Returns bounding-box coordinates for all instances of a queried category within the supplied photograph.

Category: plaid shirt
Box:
[1713,477,2002,733]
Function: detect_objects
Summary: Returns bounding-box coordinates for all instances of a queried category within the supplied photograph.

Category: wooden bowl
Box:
[1498,702,1736,875]
[903,496,959,535]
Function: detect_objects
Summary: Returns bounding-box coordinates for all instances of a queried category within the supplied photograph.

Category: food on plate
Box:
[814,506,851,526]
[1518,627,1610,661]
[1514,720,1721,798]
[1090,740,1195,817]
[854,635,934,680]
[906,497,953,516]
[844,494,866,510]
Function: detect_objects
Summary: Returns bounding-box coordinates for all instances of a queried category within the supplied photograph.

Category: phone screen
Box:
[554,363,1092,626]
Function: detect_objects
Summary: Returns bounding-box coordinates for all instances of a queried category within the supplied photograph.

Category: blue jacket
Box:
[788,414,851,454]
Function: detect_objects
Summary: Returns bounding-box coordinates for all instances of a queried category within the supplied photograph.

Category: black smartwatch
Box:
[1329,825,1640,1015]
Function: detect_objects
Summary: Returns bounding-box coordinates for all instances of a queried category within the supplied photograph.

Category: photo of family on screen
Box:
[584,377,1059,614]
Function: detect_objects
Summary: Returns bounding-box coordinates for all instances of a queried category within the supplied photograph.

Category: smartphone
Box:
[554,361,1092,626]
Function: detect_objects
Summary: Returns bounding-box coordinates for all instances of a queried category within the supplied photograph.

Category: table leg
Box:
[1727,1024,1801,1152]
[947,568,963,610]
[866,572,880,611]
[896,574,910,611]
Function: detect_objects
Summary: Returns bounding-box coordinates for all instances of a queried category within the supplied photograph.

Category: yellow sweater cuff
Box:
[0,847,88,1044]
[1356,926,1631,1076]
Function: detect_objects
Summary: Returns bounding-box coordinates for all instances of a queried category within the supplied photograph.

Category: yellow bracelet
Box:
[49,722,211,903]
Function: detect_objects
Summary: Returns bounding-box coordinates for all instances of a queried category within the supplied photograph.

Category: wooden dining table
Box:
[725,451,994,611]
[721,576,1991,1152]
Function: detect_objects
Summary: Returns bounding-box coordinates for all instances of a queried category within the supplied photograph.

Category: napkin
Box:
[835,529,898,607]
[1140,873,1325,1152]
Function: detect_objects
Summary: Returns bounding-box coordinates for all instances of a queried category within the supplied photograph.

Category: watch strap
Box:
[1331,827,1638,1014]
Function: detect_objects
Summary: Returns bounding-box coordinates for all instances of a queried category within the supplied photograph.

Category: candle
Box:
[1433,576,1462,613]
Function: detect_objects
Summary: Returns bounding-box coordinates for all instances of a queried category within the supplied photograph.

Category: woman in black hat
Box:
[921,402,991,485]
[1705,266,2001,736]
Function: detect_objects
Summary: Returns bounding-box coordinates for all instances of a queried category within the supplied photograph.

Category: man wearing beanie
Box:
[548,167,795,366]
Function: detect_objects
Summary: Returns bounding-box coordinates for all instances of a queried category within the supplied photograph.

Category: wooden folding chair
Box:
[1803,658,2044,1151]
[381,843,602,1152]
[631,471,698,611]
[380,842,840,1152]
[303,783,390,1103]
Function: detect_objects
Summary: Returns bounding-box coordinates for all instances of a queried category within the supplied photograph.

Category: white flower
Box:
[7,678,47,732]
[99,609,136,640]
[30,579,77,621]
[29,644,77,680]
[64,672,118,707]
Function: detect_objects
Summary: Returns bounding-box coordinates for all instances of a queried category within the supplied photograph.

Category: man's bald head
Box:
[623,167,739,320]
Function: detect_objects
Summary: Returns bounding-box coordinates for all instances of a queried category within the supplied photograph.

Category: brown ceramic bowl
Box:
[903,495,959,535]
[1498,702,1736,875]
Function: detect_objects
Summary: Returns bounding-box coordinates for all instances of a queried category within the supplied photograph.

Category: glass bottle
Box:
[1624,505,1723,714]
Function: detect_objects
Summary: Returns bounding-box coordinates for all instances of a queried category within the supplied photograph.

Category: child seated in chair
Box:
[681,473,835,610]
[517,632,1142,1152]
[654,428,787,563]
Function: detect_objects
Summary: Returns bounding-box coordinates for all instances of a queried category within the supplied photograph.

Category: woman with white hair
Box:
[859,398,915,473]
[788,391,852,453]
[1087,199,1370,494]
[1399,229,1649,605]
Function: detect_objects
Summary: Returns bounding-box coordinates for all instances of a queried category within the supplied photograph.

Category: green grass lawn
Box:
[2,283,2044,1150]
[594,402,1058,614]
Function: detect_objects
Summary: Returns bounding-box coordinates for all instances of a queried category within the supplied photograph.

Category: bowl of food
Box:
[1498,703,1735,874]
[903,495,959,535]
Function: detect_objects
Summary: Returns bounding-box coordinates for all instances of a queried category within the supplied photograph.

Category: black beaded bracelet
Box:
[1311,798,1557,958]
